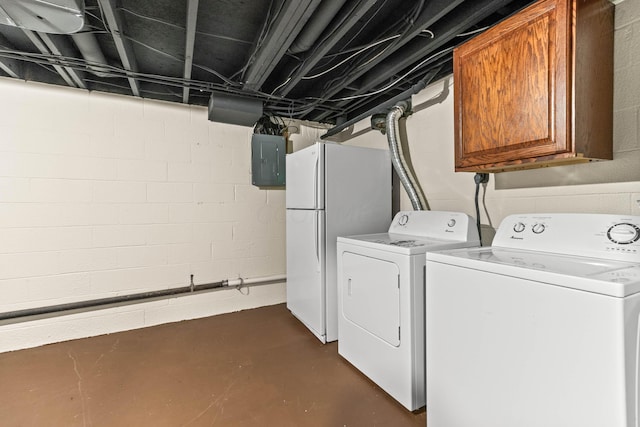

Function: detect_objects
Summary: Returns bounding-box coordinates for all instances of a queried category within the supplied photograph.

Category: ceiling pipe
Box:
[277,0,378,97]
[309,0,462,121]
[288,0,347,54]
[243,0,321,91]
[71,27,110,77]
[336,58,448,122]
[321,67,440,138]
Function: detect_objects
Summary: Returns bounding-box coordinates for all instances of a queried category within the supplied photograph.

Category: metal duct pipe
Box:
[386,102,428,211]
[0,274,286,323]
[289,0,347,54]
[71,28,110,77]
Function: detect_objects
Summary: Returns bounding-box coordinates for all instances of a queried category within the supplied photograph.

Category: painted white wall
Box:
[0,80,287,352]
[335,0,640,245]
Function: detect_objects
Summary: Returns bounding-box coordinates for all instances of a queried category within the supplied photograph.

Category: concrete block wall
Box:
[0,80,286,352]
[340,1,640,243]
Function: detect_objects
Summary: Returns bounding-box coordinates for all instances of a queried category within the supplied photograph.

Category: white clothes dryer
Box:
[425,213,640,427]
[337,210,480,411]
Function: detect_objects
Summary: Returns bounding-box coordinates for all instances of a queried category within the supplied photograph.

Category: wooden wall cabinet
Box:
[453,0,613,173]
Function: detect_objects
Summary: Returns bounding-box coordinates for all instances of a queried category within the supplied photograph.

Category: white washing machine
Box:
[337,210,480,411]
[425,213,640,427]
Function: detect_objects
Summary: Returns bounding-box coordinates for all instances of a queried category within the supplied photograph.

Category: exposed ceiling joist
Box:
[322,66,443,138]
[312,0,521,122]
[0,33,21,78]
[98,0,141,96]
[22,29,78,87]
[359,0,517,92]
[38,32,86,88]
[242,0,322,91]
[277,0,379,97]
[341,58,450,120]
[182,0,199,104]
[282,0,463,98]
[0,0,538,124]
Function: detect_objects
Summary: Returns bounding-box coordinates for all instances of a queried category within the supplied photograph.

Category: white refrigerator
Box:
[286,142,391,343]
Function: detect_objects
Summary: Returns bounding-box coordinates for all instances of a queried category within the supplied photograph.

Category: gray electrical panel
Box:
[251,134,286,187]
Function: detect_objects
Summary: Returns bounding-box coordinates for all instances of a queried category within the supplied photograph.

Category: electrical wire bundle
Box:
[253,114,286,136]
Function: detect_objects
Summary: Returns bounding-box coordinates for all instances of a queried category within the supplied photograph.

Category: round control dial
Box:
[532,223,546,234]
[513,222,525,233]
[607,223,640,245]
[398,214,409,226]
[447,219,456,227]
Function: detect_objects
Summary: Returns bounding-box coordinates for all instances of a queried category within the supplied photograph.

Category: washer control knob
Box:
[532,223,546,234]
[447,219,456,227]
[607,223,640,245]
[398,214,409,226]
[513,222,526,233]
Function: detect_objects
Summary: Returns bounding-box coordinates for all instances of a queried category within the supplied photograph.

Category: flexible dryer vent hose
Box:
[386,103,428,211]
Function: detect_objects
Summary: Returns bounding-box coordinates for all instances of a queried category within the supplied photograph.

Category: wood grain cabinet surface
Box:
[453,0,613,172]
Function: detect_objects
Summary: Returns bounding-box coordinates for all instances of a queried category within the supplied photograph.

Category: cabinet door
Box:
[454,0,570,171]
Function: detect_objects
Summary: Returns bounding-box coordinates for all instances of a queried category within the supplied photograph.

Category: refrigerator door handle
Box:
[313,155,319,208]
[314,211,320,271]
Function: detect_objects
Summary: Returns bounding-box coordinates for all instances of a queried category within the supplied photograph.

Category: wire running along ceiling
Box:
[0,0,535,125]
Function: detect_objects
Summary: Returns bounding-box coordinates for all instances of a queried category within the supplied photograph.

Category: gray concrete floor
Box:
[0,303,426,426]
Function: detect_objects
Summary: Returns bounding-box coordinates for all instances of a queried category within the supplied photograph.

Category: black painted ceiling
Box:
[0,0,535,125]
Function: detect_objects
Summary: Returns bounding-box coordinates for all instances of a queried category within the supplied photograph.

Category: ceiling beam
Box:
[182,0,199,104]
[312,0,518,122]
[359,0,517,93]
[321,67,443,139]
[243,0,322,91]
[338,60,448,120]
[98,0,140,96]
[22,30,78,88]
[0,33,22,78]
[276,0,379,97]
[37,32,86,89]
[290,0,462,100]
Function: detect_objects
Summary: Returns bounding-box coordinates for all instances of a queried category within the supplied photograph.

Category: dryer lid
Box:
[427,247,640,297]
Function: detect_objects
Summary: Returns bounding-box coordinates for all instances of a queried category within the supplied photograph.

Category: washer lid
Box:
[338,233,477,255]
[427,247,640,297]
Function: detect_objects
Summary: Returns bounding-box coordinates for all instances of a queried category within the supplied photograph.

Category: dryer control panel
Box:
[494,214,640,262]
[388,211,479,243]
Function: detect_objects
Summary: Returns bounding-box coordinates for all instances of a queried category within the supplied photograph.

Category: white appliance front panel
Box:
[337,242,426,411]
[286,209,326,340]
[342,252,400,346]
[426,261,634,427]
[387,210,479,243]
[285,143,324,210]
[493,213,640,262]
